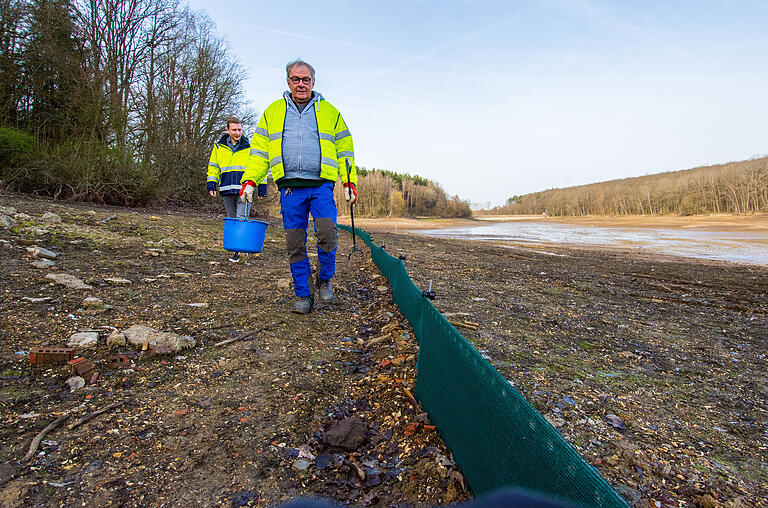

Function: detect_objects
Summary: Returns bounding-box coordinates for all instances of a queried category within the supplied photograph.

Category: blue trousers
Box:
[280,183,338,297]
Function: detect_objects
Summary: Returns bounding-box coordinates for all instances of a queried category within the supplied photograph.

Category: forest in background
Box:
[0,0,254,205]
[0,0,471,218]
[487,156,768,217]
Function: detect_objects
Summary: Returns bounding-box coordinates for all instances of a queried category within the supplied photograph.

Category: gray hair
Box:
[286,59,315,80]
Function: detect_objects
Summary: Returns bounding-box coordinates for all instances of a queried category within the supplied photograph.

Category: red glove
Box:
[344,182,357,205]
[239,181,256,203]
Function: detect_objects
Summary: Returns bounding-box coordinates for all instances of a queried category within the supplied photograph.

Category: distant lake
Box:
[417,221,768,265]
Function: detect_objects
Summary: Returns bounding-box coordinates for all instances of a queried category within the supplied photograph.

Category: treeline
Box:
[489,156,768,216]
[0,0,251,205]
[333,168,472,218]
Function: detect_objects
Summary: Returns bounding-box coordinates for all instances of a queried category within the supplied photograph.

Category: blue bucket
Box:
[222,218,268,253]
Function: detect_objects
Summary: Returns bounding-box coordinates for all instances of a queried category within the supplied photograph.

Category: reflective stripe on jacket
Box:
[242,93,356,187]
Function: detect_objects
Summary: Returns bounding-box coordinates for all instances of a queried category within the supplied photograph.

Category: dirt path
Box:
[2,193,767,507]
[0,193,466,507]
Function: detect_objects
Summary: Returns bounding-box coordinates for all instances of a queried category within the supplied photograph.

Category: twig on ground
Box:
[403,386,418,407]
[23,414,70,462]
[214,322,282,347]
[447,320,479,331]
[366,334,390,347]
[68,401,127,431]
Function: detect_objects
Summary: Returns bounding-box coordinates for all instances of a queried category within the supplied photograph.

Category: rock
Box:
[315,453,334,470]
[0,206,17,215]
[67,332,99,348]
[186,302,208,308]
[123,324,195,352]
[0,461,16,486]
[27,246,57,259]
[545,414,567,428]
[322,416,367,450]
[32,259,55,269]
[614,484,643,505]
[603,413,627,431]
[277,279,291,290]
[14,212,31,220]
[296,444,316,461]
[82,297,103,308]
[293,459,312,471]
[377,285,389,293]
[1,214,15,228]
[106,331,127,347]
[41,212,62,224]
[230,490,258,508]
[66,376,85,392]
[46,273,92,290]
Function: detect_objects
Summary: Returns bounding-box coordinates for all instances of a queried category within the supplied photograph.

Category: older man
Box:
[240,60,357,313]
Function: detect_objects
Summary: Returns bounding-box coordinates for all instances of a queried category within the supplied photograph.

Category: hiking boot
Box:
[290,295,314,314]
[317,280,335,304]
[228,252,240,263]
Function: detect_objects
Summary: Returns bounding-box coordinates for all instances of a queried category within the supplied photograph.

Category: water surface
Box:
[418,222,768,265]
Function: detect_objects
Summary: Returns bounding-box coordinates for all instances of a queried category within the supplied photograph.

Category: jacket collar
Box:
[283,90,323,111]
[217,133,249,150]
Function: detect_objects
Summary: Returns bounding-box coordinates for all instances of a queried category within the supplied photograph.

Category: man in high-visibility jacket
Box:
[207,116,267,262]
[240,60,357,314]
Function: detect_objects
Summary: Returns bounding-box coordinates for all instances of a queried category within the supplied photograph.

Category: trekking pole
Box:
[345,158,362,259]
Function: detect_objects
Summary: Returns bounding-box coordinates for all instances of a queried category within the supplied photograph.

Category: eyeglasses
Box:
[288,76,313,85]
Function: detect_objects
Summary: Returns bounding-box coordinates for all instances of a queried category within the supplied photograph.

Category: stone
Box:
[277,279,291,290]
[82,297,103,308]
[41,212,62,224]
[322,416,367,450]
[106,331,126,347]
[1,214,15,228]
[614,484,643,505]
[293,459,312,471]
[0,461,16,486]
[65,376,85,392]
[46,273,92,290]
[377,285,389,293]
[296,444,316,461]
[67,332,99,348]
[0,206,17,215]
[32,259,55,269]
[14,212,31,220]
[123,324,195,352]
[27,246,57,259]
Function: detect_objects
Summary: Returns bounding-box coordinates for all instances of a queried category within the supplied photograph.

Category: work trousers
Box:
[222,194,251,220]
[280,183,338,297]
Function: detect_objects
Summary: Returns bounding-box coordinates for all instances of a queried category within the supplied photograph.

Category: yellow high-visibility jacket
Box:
[207,134,267,194]
[242,95,356,187]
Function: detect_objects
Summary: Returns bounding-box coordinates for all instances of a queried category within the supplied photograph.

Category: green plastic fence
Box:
[338,224,629,508]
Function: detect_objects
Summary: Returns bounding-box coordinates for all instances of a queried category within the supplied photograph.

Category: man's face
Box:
[287,65,314,103]
[227,123,242,142]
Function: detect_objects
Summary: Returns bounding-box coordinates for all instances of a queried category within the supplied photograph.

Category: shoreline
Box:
[340,213,768,233]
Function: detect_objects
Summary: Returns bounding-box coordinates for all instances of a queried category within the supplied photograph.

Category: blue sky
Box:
[187,0,768,207]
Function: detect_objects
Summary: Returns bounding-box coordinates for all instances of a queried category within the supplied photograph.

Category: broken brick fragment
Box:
[29,347,74,366]
[403,422,422,436]
[68,357,95,380]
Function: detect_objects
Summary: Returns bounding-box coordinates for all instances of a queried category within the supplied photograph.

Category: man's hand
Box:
[239,181,256,203]
[207,181,217,197]
[208,190,217,197]
[344,182,357,205]
[257,184,267,199]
